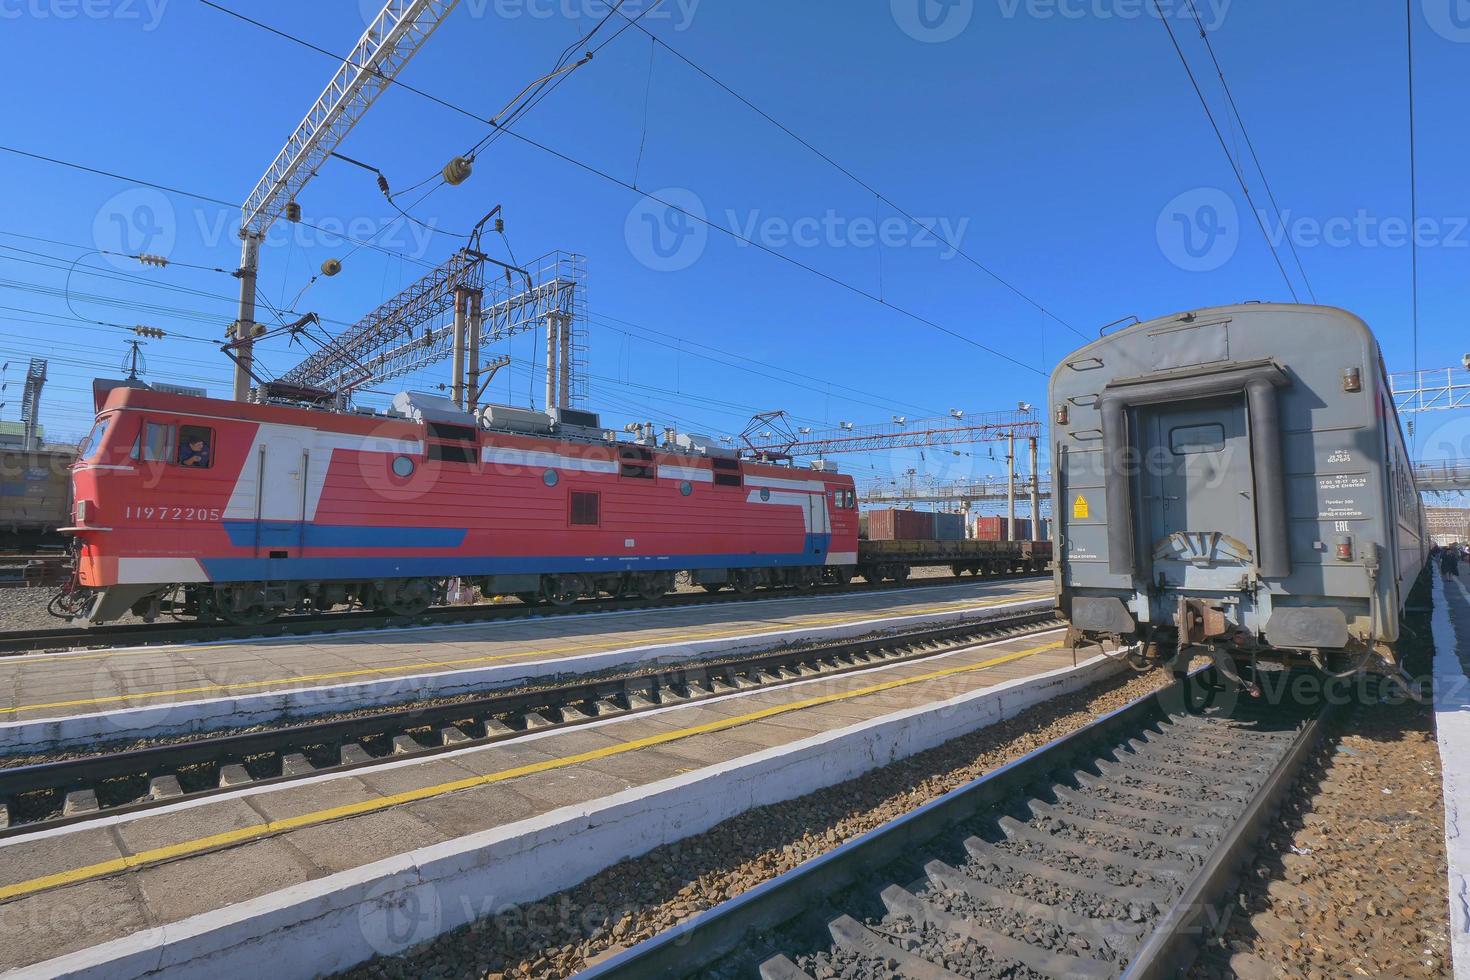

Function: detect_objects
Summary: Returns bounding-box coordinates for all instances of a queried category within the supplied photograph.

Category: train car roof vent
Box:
[478,403,554,435]
[389,391,476,426]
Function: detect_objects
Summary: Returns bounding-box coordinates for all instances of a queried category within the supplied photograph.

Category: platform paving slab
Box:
[0,580,1051,753]
[1433,569,1470,980]
[0,627,1099,978]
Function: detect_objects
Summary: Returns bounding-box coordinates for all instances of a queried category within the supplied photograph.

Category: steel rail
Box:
[0,609,1060,837]
[577,668,1337,980]
[0,572,1049,656]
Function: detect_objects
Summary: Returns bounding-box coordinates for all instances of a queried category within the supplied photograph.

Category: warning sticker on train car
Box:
[1072,495,1089,519]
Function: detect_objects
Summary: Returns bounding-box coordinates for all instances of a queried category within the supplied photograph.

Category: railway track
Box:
[580,669,1336,980]
[0,571,1048,656]
[0,608,1060,836]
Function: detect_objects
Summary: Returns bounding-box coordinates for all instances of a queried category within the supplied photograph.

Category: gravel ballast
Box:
[340,662,1176,980]
[1195,575,1451,980]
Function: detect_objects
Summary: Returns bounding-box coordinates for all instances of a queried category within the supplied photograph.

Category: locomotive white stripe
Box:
[744,474,826,493]
[481,447,620,474]
[224,424,426,522]
[657,465,714,483]
[116,557,208,584]
[825,551,858,566]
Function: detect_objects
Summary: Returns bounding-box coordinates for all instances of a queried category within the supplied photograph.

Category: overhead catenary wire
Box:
[1405,0,1420,440]
[606,6,1087,342]
[196,2,1046,377]
[0,144,441,270]
[1151,0,1301,302]
[1183,0,1316,304]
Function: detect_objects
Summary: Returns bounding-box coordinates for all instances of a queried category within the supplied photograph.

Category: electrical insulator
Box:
[132,326,166,339]
[494,218,504,233]
[376,174,390,196]
[320,258,342,277]
[285,201,302,223]
[249,323,268,338]
[442,155,473,186]
[137,254,168,268]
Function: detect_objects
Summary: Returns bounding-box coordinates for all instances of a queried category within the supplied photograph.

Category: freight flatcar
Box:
[0,445,73,541]
[1051,303,1426,680]
[64,388,862,624]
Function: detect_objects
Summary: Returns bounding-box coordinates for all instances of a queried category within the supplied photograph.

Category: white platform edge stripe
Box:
[0,597,1054,753]
[1433,570,1470,980]
[13,636,1105,980]
[0,625,1064,848]
[4,580,1042,664]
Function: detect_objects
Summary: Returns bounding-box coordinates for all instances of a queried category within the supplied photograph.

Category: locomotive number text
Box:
[124,506,223,522]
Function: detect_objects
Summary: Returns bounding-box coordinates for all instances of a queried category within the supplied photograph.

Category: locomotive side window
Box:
[1169,423,1225,455]
[178,426,214,468]
[711,457,742,487]
[618,446,655,479]
[571,491,600,526]
[132,422,175,463]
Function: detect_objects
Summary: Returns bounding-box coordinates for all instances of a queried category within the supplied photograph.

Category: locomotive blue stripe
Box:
[221,522,468,550]
[198,533,833,582]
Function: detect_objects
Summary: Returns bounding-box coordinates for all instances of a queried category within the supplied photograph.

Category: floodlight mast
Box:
[231,0,460,400]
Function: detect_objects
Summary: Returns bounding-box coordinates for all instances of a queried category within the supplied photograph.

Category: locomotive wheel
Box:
[730,570,758,595]
[543,576,582,608]
[516,592,542,606]
[892,565,910,584]
[381,580,433,617]
[220,603,281,627]
[636,574,671,601]
[831,568,852,587]
[701,582,724,594]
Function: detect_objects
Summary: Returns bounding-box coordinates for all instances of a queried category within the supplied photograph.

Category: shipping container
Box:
[865,508,935,541]
[971,515,1040,541]
[934,512,965,541]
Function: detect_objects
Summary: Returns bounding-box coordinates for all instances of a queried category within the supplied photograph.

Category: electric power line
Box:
[1151,0,1301,302]
[1183,0,1316,303]
[195,2,1047,377]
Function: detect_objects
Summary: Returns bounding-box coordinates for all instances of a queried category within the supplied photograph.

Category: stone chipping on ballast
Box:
[922,883,1119,961]
[339,661,1185,980]
[1193,577,1452,980]
[956,859,1146,922]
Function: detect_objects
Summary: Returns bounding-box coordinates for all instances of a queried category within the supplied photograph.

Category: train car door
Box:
[1140,398,1257,592]
[805,491,831,558]
[255,435,307,558]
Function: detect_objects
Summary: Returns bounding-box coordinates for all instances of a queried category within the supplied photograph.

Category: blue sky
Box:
[0,0,1464,503]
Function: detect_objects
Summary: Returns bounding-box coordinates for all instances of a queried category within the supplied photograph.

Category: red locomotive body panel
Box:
[67,389,859,619]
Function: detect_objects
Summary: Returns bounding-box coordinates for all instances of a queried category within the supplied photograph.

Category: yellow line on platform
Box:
[0,594,1047,718]
[13,586,1051,668]
[0,639,1058,904]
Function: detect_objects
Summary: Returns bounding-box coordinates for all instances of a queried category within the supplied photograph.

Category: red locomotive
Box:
[64,386,860,624]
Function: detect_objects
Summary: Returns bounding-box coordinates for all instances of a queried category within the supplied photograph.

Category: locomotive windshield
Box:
[77,417,111,462]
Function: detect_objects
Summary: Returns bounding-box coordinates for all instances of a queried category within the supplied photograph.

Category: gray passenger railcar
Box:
[1051,303,1426,678]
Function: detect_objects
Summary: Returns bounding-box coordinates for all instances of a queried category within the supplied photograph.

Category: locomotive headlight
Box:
[1335,534,1353,561]
[1342,367,1361,392]
[75,499,89,523]
[1055,404,1069,426]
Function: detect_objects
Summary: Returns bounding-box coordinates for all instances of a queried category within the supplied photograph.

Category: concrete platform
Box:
[0,624,1116,979]
[0,578,1051,753]
[1433,569,1470,979]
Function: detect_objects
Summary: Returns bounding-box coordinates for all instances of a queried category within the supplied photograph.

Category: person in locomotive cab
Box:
[179,433,211,468]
